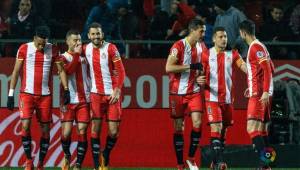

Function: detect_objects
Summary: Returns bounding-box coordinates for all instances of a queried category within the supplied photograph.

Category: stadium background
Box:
[1,0,300,169]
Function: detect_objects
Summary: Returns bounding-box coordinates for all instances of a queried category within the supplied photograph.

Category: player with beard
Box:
[83,22,125,170]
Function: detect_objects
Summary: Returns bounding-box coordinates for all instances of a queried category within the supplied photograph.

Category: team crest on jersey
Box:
[101,53,107,59]
[170,48,178,57]
[256,51,264,58]
[115,50,120,58]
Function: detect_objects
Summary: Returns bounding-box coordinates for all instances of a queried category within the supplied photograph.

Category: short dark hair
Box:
[188,19,205,32]
[239,20,255,35]
[213,26,226,35]
[88,22,102,31]
[35,26,50,39]
[271,4,283,11]
[214,0,230,11]
[65,29,80,39]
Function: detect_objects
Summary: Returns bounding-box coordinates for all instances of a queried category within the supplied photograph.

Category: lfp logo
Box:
[260,147,276,164]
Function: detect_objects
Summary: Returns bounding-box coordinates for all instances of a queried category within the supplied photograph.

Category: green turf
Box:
[1,168,300,170]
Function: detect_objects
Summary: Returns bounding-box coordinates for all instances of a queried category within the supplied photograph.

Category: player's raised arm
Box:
[63,44,82,75]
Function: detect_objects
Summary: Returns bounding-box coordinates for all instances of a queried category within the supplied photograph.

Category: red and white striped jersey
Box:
[246,39,274,97]
[168,38,207,95]
[61,52,90,104]
[202,47,243,103]
[17,42,60,95]
[84,42,121,95]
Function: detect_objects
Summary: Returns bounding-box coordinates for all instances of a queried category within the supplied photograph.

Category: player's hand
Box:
[259,92,269,106]
[7,96,14,110]
[244,88,250,98]
[190,63,203,70]
[196,75,206,85]
[109,88,121,104]
[63,89,70,105]
[74,43,82,54]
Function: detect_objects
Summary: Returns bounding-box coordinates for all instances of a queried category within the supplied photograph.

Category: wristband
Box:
[8,89,14,96]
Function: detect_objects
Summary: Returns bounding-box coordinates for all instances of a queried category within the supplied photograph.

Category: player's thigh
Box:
[36,95,52,123]
[107,100,122,121]
[77,122,88,134]
[90,93,107,119]
[169,95,186,119]
[75,103,90,124]
[205,102,223,124]
[221,104,234,126]
[61,121,73,137]
[190,111,202,128]
[19,93,35,120]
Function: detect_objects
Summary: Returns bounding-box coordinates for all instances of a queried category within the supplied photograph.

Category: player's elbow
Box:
[165,64,172,73]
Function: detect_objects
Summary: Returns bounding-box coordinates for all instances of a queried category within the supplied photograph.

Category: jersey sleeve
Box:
[251,44,268,64]
[52,45,62,63]
[109,44,126,89]
[16,44,28,60]
[232,50,244,68]
[169,41,182,61]
[252,44,272,92]
[201,50,209,74]
[82,44,87,57]
[61,53,80,75]
[108,44,121,62]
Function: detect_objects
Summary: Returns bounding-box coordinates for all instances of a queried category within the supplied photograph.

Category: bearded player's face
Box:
[88,27,104,46]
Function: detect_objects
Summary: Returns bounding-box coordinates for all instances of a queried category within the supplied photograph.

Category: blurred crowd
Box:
[0,0,299,59]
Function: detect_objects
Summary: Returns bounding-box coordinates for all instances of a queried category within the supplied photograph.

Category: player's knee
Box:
[21,128,30,137]
[174,119,184,131]
[91,120,101,133]
[192,119,201,128]
[247,124,257,136]
[109,129,118,138]
[78,128,87,135]
[211,123,222,133]
[174,124,183,132]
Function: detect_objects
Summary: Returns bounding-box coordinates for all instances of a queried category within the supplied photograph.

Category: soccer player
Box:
[239,20,274,170]
[165,19,207,170]
[6,26,70,170]
[83,22,125,170]
[59,30,90,170]
[197,26,247,170]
